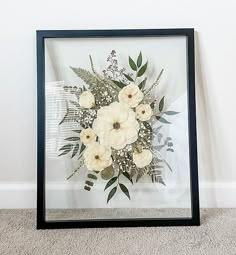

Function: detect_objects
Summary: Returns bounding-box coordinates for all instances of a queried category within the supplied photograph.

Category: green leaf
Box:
[71,143,80,158]
[112,80,126,89]
[65,137,80,141]
[156,116,171,124]
[58,149,71,156]
[85,180,94,186]
[138,77,147,90]
[79,143,86,154]
[163,111,179,115]
[58,144,74,156]
[84,186,91,191]
[159,96,165,112]
[101,165,115,180]
[107,187,117,203]
[143,121,152,133]
[119,183,131,200]
[73,130,82,133]
[87,174,98,180]
[122,172,133,184]
[167,148,174,152]
[150,100,156,109]
[104,176,118,190]
[137,61,148,77]
[137,51,142,68]
[129,56,137,71]
[59,144,73,151]
[123,73,134,82]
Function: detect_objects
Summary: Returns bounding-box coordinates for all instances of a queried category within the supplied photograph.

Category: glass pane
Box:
[44,36,191,221]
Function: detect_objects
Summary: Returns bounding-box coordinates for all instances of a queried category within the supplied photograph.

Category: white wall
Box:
[1,0,236,208]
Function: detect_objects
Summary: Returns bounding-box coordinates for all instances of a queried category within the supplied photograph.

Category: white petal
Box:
[124,128,139,144]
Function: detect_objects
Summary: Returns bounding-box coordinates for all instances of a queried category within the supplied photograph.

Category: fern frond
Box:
[70,66,98,88]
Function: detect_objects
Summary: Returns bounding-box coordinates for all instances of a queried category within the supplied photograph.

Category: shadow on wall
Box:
[195,31,221,207]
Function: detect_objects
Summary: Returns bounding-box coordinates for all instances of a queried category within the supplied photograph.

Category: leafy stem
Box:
[129,52,148,85]
[144,68,164,96]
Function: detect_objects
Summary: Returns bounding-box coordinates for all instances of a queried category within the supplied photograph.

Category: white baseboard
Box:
[0,182,235,209]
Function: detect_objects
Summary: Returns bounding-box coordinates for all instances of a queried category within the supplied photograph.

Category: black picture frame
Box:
[37,28,200,229]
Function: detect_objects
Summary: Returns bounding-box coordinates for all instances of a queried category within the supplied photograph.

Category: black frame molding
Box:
[37,29,200,229]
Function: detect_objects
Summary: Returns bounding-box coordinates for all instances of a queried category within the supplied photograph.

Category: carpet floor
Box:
[0,209,235,255]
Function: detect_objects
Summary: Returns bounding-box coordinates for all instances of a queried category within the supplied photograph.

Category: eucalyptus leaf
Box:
[84,186,91,191]
[129,56,137,71]
[65,137,80,141]
[85,180,94,186]
[119,183,131,199]
[137,51,142,68]
[101,165,115,180]
[137,62,148,77]
[107,187,117,203]
[159,96,165,112]
[157,133,163,143]
[71,143,80,158]
[156,116,171,124]
[123,73,134,82]
[164,111,179,115]
[87,174,98,180]
[104,176,118,190]
[153,126,163,133]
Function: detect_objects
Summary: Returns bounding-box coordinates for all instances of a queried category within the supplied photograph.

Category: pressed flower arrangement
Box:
[58,51,179,203]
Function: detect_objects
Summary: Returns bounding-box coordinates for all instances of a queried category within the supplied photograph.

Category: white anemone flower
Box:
[79,91,95,109]
[136,104,153,121]
[93,102,139,150]
[133,149,153,168]
[80,128,96,145]
[83,142,112,171]
[118,83,144,108]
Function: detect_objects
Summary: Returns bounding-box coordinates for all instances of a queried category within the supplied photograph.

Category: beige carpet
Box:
[0,209,235,255]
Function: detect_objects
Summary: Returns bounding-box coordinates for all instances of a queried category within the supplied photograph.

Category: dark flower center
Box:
[95,155,99,160]
[128,94,132,98]
[86,135,90,139]
[113,122,120,130]
[142,110,145,114]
